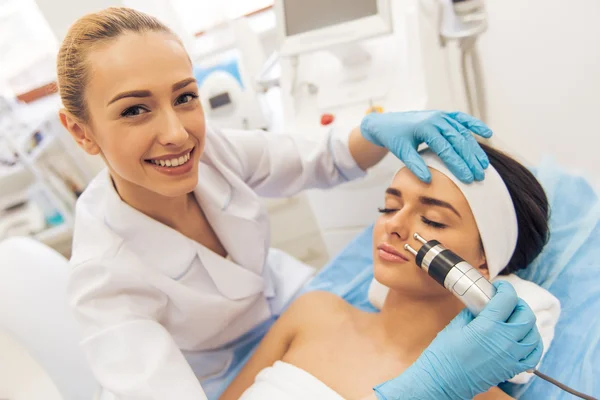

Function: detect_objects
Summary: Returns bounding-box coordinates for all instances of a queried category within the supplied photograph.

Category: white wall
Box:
[0,0,58,94]
[123,0,197,51]
[466,1,600,182]
[416,0,600,184]
[35,0,123,42]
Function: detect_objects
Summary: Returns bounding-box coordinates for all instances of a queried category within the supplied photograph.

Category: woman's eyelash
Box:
[121,105,148,117]
[176,92,199,104]
[120,92,198,116]
[421,216,447,229]
[378,208,447,229]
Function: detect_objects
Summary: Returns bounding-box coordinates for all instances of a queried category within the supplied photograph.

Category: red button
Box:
[320,113,335,126]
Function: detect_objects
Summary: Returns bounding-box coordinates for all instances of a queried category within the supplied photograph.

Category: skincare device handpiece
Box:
[404,232,496,316]
[405,233,598,400]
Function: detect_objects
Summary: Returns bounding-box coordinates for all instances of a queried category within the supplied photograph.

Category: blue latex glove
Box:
[360,111,493,183]
[374,281,543,400]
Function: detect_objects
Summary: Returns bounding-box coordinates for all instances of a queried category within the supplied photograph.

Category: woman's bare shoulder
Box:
[291,290,351,311]
[285,291,355,328]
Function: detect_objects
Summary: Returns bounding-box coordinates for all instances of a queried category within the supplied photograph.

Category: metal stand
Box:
[439,0,489,122]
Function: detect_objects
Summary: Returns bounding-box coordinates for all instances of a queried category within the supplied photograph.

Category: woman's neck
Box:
[111,174,195,230]
[373,289,465,356]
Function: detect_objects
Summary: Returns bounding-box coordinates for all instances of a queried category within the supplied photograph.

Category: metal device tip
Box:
[413,232,427,244]
[404,244,418,256]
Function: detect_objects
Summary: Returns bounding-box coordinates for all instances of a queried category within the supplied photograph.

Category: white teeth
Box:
[150,150,192,168]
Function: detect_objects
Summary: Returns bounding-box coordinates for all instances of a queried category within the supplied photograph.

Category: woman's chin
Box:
[373,263,407,289]
[151,175,199,198]
[373,263,442,295]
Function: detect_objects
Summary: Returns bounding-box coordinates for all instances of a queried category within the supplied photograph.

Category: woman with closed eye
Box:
[221,143,548,400]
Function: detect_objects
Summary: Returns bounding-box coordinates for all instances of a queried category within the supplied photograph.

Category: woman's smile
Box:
[145,146,196,176]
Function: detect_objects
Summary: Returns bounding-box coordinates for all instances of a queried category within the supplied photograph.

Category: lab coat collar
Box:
[194,156,268,276]
[103,154,268,286]
[103,171,198,280]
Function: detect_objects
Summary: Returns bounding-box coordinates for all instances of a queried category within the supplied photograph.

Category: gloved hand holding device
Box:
[373,281,543,400]
[360,111,493,183]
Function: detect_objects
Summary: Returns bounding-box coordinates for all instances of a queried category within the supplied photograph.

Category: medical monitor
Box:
[275,0,392,56]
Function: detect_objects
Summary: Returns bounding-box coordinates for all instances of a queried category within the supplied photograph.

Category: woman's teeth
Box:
[150,151,191,167]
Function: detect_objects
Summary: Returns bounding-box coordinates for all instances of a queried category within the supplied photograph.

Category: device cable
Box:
[531,370,597,400]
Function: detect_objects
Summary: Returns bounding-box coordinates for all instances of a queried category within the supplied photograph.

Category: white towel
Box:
[240,361,345,400]
[368,273,561,384]
[494,274,561,384]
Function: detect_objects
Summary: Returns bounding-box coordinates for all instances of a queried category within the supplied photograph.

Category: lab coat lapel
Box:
[103,173,197,280]
[194,160,268,276]
[196,245,264,300]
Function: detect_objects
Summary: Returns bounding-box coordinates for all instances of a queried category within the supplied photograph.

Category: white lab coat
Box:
[68,125,366,400]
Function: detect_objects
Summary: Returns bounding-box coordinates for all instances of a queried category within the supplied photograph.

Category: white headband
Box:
[399,151,518,279]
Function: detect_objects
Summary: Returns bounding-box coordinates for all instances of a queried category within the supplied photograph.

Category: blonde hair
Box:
[56,7,177,122]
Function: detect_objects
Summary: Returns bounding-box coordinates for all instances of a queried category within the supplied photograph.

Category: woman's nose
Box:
[385,209,412,241]
[157,110,189,146]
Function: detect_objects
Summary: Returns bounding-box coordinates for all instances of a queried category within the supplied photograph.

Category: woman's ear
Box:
[476,257,490,280]
[59,109,100,155]
[475,243,489,279]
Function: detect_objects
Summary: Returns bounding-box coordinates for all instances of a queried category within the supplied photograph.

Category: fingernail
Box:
[413,167,431,183]
[474,169,485,181]
[477,154,490,169]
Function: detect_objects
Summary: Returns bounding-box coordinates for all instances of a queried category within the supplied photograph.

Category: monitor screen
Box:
[209,92,232,110]
[283,0,378,37]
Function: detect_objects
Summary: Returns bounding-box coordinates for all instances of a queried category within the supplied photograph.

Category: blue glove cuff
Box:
[359,114,384,147]
[373,381,431,400]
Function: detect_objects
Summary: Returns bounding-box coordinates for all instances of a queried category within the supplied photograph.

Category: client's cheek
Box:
[451,244,484,270]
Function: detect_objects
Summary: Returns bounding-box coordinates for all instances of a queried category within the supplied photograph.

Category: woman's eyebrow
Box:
[172,77,196,91]
[108,90,151,106]
[419,196,462,218]
[385,188,402,197]
[107,78,197,106]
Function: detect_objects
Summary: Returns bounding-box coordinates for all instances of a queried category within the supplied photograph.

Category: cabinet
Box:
[262,195,329,269]
[0,96,93,257]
